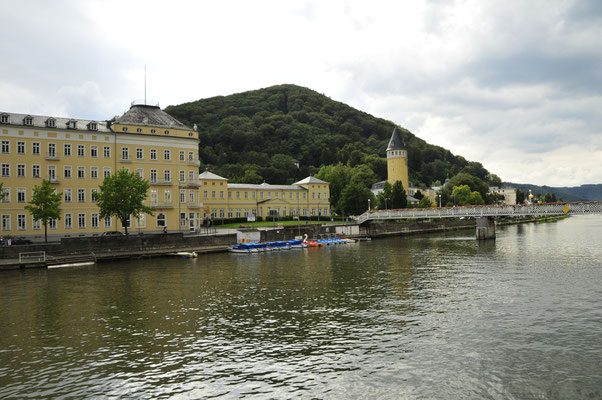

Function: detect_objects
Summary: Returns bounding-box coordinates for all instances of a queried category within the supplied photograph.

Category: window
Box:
[136,148,143,159]
[1,187,9,202]
[150,149,157,160]
[151,129,156,134]
[179,170,185,182]
[164,149,170,160]
[180,212,187,227]
[136,168,144,178]
[164,130,170,135]
[1,163,9,177]
[78,188,85,202]
[91,166,98,179]
[64,166,72,179]
[102,167,110,178]
[32,165,40,178]
[91,213,99,229]
[150,169,157,183]
[136,128,142,133]
[64,143,71,156]
[91,188,98,203]
[188,171,195,183]
[32,142,40,155]
[204,190,208,199]
[220,191,224,199]
[88,122,97,131]
[17,164,25,177]
[65,213,73,229]
[46,118,55,128]
[32,217,41,230]
[0,114,8,123]
[236,191,240,199]
[122,127,128,132]
[212,191,216,199]
[78,213,86,229]
[136,214,146,229]
[180,189,186,203]
[189,190,196,203]
[17,141,25,154]
[17,188,26,203]
[78,166,85,179]
[48,143,56,158]
[150,190,158,206]
[1,215,10,231]
[49,218,57,230]
[78,144,85,157]
[179,151,185,161]
[156,213,166,227]
[1,140,9,153]
[91,145,98,158]
[64,189,72,203]
[121,147,129,160]
[103,146,111,158]
[164,169,171,182]
[24,116,33,125]
[48,165,56,181]
[164,190,172,203]
[104,217,112,228]
[188,151,194,161]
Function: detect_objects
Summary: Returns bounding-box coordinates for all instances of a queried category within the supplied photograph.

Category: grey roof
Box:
[386,127,406,151]
[294,176,328,185]
[0,111,111,132]
[114,104,191,130]
[199,171,228,180]
[228,183,305,191]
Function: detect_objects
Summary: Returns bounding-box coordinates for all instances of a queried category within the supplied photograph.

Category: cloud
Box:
[0,0,600,186]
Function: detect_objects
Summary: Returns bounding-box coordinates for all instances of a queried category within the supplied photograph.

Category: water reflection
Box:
[1,217,601,399]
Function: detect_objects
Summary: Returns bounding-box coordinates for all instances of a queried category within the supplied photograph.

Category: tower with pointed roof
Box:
[386,127,408,191]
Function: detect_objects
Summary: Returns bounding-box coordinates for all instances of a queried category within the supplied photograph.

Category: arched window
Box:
[157,213,166,227]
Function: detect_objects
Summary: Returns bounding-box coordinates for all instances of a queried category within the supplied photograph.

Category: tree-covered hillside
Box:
[165,84,495,189]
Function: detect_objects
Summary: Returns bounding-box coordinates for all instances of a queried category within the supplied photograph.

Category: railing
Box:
[150,180,173,186]
[357,201,602,223]
[45,153,59,160]
[19,251,46,262]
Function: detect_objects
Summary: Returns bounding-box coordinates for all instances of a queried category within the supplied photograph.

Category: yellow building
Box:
[0,101,201,240]
[199,171,330,221]
[386,127,409,191]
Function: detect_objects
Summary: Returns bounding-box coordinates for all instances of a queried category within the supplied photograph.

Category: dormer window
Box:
[24,116,33,126]
[87,122,98,131]
[67,120,77,129]
[122,127,128,132]
[151,129,156,134]
[136,128,142,133]
[1,114,8,124]
[46,118,56,128]
[164,130,170,135]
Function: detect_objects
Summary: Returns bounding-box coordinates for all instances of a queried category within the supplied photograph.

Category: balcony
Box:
[45,153,59,161]
[47,176,60,184]
[118,158,132,163]
[187,159,201,167]
[150,202,174,209]
[150,179,173,186]
[186,202,202,209]
[181,180,200,188]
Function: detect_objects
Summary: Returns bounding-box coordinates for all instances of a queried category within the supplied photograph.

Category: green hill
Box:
[505,183,602,201]
[165,84,494,187]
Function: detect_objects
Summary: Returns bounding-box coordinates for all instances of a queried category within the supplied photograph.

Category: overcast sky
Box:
[1,0,601,187]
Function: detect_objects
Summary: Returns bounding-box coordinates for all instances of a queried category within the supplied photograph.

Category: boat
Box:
[174,251,197,258]
[287,239,308,249]
[228,244,259,253]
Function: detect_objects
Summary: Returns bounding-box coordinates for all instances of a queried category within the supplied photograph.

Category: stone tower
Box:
[386,127,409,191]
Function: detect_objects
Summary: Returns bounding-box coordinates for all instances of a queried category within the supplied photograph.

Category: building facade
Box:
[199,171,330,221]
[0,102,202,240]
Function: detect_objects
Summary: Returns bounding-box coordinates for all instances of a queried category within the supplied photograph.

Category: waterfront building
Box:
[199,171,330,222]
[0,101,202,239]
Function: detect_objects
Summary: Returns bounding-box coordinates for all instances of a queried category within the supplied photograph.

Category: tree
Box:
[440,172,489,205]
[391,180,407,209]
[95,169,154,235]
[339,182,375,216]
[25,179,62,243]
[376,181,393,209]
[450,185,484,206]
[418,196,432,208]
[515,188,525,204]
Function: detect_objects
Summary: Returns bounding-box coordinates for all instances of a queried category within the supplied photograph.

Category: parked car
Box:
[0,236,32,245]
[101,231,124,237]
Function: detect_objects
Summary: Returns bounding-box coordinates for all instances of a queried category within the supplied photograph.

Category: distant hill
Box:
[504,183,602,201]
[164,84,494,186]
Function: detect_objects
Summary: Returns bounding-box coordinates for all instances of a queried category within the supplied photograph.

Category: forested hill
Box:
[165,84,494,186]
[504,183,602,201]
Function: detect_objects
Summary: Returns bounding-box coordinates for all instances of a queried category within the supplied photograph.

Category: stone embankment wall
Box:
[0,233,235,260]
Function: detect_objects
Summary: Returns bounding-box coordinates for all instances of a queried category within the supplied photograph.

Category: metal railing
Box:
[357,201,602,223]
[19,251,46,262]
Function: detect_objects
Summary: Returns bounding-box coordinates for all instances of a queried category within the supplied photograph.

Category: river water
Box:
[1,216,601,399]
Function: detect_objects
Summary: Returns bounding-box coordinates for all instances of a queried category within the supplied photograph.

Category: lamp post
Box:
[368,198,371,211]
[438,194,441,208]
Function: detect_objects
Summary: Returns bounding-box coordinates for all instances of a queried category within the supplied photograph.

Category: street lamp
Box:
[438,194,441,208]
[368,198,371,211]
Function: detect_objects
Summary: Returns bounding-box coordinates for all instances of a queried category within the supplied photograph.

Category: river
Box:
[1,216,601,399]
